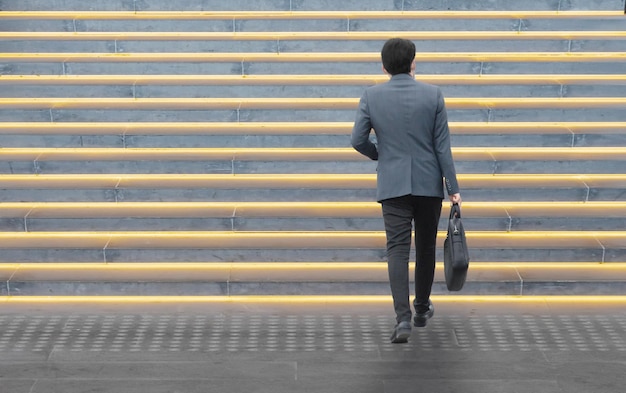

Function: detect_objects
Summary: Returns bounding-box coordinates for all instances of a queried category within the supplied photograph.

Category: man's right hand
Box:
[449,193,462,206]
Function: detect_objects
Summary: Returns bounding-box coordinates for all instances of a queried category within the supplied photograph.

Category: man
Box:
[351,38,462,344]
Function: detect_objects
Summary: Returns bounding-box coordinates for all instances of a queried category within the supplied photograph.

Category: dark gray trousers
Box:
[381,195,443,323]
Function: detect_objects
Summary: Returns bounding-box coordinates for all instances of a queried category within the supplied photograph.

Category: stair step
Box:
[1,201,622,232]
[2,262,626,296]
[2,97,626,110]
[1,147,623,160]
[0,230,623,262]
[1,147,624,175]
[2,10,622,20]
[1,201,622,218]
[1,173,621,202]
[0,121,623,136]
[3,100,624,122]
[2,74,626,86]
[0,0,620,12]
[3,31,625,41]
[2,51,625,63]
[0,230,623,249]
[0,173,623,188]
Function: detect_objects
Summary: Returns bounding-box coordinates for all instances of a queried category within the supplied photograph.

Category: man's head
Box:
[381,38,416,76]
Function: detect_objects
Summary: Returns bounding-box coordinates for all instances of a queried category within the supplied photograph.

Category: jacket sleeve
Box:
[433,88,460,195]
[351,90,378,161]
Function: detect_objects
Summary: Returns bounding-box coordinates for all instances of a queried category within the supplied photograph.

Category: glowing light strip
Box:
[2,74,626,85]
[0,121,623,136]
[1,97,626,110]
[3,295,626,304]
[0,147,623,161]
[1,262,624,271]
[1,52,625,63]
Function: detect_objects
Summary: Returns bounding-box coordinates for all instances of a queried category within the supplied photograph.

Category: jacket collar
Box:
[389,73,414,82]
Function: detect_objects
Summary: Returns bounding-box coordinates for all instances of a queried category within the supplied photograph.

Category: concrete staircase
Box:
[0,0,625,299]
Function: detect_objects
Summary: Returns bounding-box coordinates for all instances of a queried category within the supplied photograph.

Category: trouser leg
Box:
[381,196,414,323]
[412,196,443,312]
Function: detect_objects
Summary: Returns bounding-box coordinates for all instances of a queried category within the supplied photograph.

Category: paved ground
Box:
[1,299,625,393]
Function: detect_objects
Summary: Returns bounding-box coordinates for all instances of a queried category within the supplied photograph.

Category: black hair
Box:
[381,38,416,75]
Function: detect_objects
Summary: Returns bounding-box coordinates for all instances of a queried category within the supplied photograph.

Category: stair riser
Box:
[4,85,626,98]
[3,134,625,149]
[3,39,625,54]
[0,188,621,203]
[1,160,624,175]
[3,61,626,76]
[0,188,379,202]
[3,18,626,33]
[0,0,620,12]
[6,217,624,232]
[0,247,619,263]
[5,280,626,296]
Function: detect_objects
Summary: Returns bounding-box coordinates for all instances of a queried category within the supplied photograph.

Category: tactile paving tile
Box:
[0,314,625,353]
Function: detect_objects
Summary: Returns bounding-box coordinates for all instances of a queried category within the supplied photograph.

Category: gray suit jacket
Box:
[351,73,460,202]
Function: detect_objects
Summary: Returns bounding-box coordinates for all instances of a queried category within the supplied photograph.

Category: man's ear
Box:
[382,66,390,76]
[410,60,416,77]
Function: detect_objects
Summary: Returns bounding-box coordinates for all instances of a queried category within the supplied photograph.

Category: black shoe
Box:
[390,321,412,344]
[413,300,434,327]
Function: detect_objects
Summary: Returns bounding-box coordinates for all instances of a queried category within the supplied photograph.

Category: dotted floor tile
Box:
[0,314,624,353]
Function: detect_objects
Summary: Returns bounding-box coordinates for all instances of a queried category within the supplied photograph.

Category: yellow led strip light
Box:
[2,74,626,86]
[0,201,623,218]
[1,52,625,63]
[1,97,626,110]
[0,147,624,161]
[2,295,626,304]
[0,122,623,135]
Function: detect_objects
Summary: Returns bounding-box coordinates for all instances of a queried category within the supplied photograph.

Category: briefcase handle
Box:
[450,203,461,219]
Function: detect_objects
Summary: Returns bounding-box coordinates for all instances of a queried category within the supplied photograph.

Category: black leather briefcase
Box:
[444,203,470,291]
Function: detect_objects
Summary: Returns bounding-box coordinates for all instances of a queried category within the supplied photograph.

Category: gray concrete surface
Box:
[1,300,625,392]
[0,0,623,11]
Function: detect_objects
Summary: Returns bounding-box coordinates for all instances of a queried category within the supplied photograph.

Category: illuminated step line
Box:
[0,231,623,249]
[0,147,625,161]
[2,52,625,63]
[2,74,626,85]
[2,97,626,110]
[2,262,625,271]
[2,31,625,41]
[0,121,624,135]
[0,174,623,189]
[1,201,624,218]
[4,295,626,304]
[1,10,622,20]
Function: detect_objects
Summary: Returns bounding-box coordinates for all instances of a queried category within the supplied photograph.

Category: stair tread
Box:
[0,173,623,188]
[1,201,624,218]
[1,147,624,161]
[2,74,626,85]
[0,230,623,249]
[0,122,623,135]
[3,262,626,283]
[2,52,625,63]
[3,31,626,40]
[2,97,626,110]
